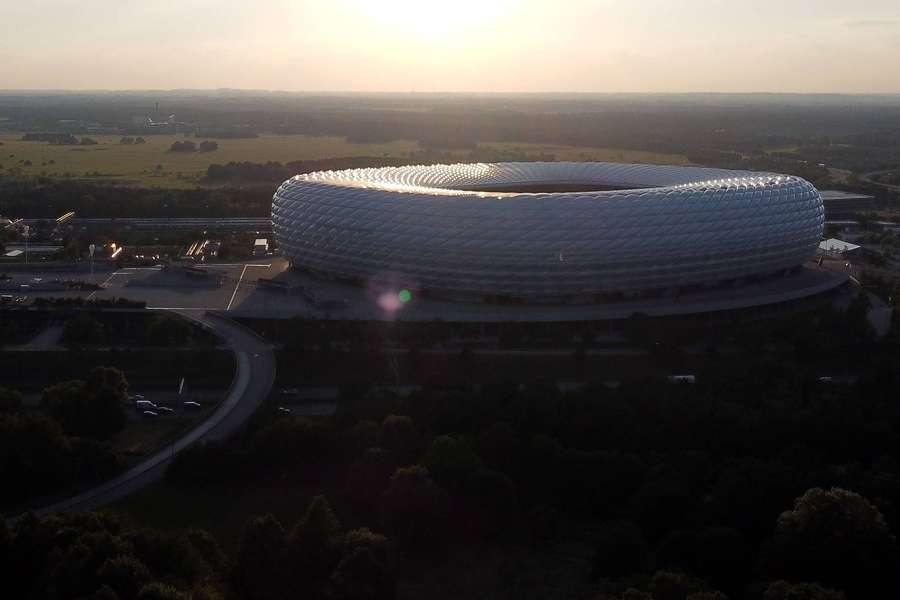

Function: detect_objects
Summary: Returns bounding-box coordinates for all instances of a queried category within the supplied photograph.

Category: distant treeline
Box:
[21,133,98,146]
[0,178,273,218]
[6,93,900,172]
[205,148,560,185]
[205,157,416,183]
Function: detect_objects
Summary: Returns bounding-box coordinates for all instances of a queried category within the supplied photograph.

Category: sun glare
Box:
[349,0,520,42]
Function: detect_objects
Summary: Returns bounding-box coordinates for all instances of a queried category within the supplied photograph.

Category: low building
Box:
[253,238,269,257]
[819,190,876,217]
[818,238,862,258]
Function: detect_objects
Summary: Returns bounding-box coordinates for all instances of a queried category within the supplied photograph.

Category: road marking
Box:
[227,264,249,311]
[88,271,122,299]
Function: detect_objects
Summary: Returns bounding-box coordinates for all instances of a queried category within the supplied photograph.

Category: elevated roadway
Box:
[16,311,275,516]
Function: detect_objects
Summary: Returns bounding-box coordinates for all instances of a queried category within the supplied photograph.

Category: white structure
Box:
[818,238,861,258]
[272,162,824,303]
[253,238,269,257]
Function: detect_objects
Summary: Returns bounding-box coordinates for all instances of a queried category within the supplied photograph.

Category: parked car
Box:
[183,401,202,410]
[142,411,158,418]
[156,406,175,415]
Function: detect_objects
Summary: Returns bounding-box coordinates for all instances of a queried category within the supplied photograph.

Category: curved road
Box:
[25,311,275,516]
[860,169,900,193]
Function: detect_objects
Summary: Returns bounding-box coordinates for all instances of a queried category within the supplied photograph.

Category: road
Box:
[21,310,275,516]
[860,169,900,193]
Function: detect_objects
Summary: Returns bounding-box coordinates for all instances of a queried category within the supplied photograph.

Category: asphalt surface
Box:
[860,169,900,193]
[22,310,275,516]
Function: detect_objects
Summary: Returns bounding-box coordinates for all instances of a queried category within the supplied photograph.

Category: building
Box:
[819,190,876,217]
[273,162,825,305]
[818,238,862,259]
[253,238,269,257]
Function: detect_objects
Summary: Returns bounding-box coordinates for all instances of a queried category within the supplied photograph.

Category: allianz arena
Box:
[272,162,825,304]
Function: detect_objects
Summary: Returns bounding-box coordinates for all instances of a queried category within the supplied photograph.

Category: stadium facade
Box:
[272,162,825,304]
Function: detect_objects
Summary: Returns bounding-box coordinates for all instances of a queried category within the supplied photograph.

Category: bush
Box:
[146,315,193,346]
[41,367,128,439]
[381,466,449,550]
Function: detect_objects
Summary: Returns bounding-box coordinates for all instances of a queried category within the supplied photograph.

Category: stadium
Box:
[271,162,839,317]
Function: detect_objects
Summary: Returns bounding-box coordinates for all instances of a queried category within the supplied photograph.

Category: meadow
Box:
[0,133,689,188]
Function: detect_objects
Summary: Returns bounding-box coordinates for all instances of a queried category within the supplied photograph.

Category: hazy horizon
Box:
[2,0,900,93]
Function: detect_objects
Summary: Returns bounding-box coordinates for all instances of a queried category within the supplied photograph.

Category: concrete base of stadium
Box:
[229,260,852,323]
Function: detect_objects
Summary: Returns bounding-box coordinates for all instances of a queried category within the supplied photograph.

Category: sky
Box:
[1,0,899,93]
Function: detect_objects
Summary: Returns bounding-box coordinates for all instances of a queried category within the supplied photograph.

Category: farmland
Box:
[0,133,689,189]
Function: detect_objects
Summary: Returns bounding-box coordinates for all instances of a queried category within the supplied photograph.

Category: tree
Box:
[0,414,73,505]
[185,529,229,573]
[763,581,846,600]
[136,582,187,600]
[329,547,395,600]
[477,421,519,473]
[0,519,10,583]
[528,504,561,547]
[233,514,287,600]
[765,488,897,598]
[463,468,518,537]
[0,386,22,412]
[381,465,449,550]
[88,585,121,600]
[146,314,193,346]
[649,570,709,600]
[695,527,747,592]
[169,141,196,153]
[379,415,419,465]
[98,555,151,599]
[342,528,390,567]
[287,496,343,585]
[41,370,126,439]
[591,521,650,580]
[423,435,482,489]
[346,448,397,512]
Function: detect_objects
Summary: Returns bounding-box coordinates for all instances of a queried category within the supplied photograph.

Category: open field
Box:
[0,133,689,188]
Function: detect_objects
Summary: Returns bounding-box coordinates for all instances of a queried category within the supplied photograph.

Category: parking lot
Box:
[1,259,286,312]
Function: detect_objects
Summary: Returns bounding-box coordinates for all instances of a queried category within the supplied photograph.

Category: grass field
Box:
[0,133,689,188]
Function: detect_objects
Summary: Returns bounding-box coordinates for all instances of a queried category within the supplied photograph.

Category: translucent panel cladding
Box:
[271,162,825,300]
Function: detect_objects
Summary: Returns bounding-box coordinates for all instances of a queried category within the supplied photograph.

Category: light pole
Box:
[89,243,96,281]
[23,225,29,266]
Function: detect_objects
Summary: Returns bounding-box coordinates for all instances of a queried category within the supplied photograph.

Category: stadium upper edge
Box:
[272,162,832,307]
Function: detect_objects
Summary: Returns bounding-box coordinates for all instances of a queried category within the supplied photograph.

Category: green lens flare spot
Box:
[398,289,412,303]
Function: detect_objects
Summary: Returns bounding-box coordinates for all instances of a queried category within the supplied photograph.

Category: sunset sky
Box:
[2,0,899,93]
